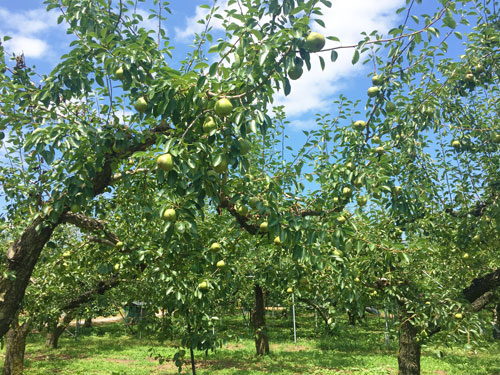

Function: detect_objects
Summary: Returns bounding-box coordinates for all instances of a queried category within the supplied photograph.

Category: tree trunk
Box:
[45,312,75,349]
[398,312,421,375]
[298,297,332,332]
[83,317,92,328]
[0,216,58,337]
[348,311,356,326]
[3,319,30,375]
[250,284,269,355]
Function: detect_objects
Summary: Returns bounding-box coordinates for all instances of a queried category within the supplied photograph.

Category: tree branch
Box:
[463,268,500,305]
[470,291,497,312]
[61,212,119,245]
[61,277,120,311]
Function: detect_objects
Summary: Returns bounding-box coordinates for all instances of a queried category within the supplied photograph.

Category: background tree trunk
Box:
[348,311,356,326]
[45,312,75,349]
[398,311,421,375]
[3,318,30,375]
[83,317,92,328]
[297,297,332,333]
[250,284,269,355]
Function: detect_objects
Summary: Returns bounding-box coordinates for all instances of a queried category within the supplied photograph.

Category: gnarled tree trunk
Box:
[45,312,75,349]
[0,217,58,338]
[398,310,421,375]
[3,318,30,375]
[250,284,269,355]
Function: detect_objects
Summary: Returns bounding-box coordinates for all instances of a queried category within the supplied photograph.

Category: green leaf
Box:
[330,50,338,62]
[284,78,291,96]
[208,62,218,76]
[443,9,456,29]
[196,75,207,89]
[319,56,325,70]
[259,44,270,66]
[249,119,257,133]
[352,50,360,65]
[314,19,325,28]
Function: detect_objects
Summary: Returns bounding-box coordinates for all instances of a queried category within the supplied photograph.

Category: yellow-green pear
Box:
[214,98,233,117]
[305,32,325,52]
[134,97,147,113]
[157,153,174,171]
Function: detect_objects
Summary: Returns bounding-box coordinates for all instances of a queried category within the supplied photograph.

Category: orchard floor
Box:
[2,313,499,375]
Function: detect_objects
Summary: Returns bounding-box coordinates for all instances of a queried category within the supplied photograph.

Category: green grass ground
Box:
[2,312,499,375]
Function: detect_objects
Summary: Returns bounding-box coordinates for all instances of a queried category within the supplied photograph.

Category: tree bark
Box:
[3,318,30,375]
[470,291,496,312]
[463,268,500,303]
[0,216,57,338]
[250,284,269,355]
[187,323,196,375]
[83,317,92,328]
[398,311,421,375]
[45,312,75,349]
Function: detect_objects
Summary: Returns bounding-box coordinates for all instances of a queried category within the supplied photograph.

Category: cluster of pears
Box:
[156,153,177,222]
[288,32,326,80]
[367,73,397,114]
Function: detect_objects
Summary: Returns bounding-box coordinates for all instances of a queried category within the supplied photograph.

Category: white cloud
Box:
[174,1,228,41]
[0,8,59,34]
[4,36,48,58]
[0,7,62,59]
[275,0,405,125]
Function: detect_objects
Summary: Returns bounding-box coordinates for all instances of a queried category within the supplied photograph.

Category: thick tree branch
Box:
[61,212,119,245]
[86,236,116,247]
[219,196,259,235]
[470,291,497,312]
[61,277,120,311]
[111,168,150,183]
[219,193,340,236]
[463,268,500,305]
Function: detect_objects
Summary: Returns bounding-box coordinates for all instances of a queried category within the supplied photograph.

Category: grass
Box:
[2,312,499,375]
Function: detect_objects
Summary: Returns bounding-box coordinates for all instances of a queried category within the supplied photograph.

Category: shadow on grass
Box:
[194,345,397,375]
[21,325,173,375]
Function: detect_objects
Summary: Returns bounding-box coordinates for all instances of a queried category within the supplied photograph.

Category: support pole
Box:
[384,306,390,348]
[187,323,196,375]
[292,293,297,344]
